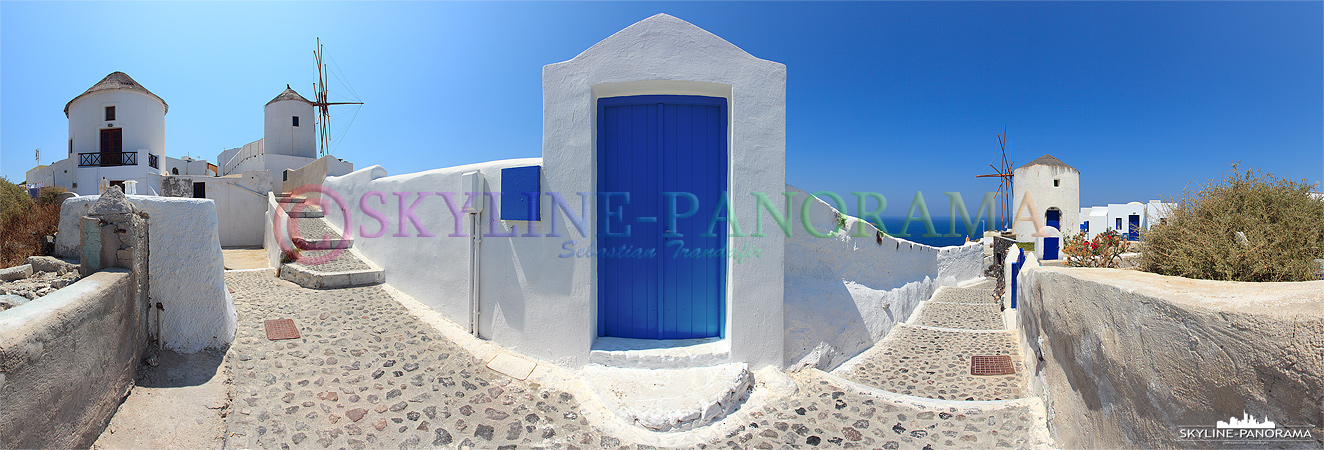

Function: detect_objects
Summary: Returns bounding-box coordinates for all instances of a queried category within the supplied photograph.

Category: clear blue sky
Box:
[3,1,1320,211]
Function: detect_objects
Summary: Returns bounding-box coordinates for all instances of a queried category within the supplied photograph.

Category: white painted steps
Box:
[275,194,383,289]
[582,363,753,432]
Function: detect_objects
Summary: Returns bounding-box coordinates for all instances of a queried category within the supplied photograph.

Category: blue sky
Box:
[2,1,1320,212]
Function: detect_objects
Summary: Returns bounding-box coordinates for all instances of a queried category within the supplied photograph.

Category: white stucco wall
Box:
[783,186,984,369]
[194,171,271,246]
[542,13,788,369]
[1105,202,1145,237]
[264,100,316,158]
[325,161,601,365]
[1012,164,1079,239]
[219,139,264,176]
[53,195,235,352]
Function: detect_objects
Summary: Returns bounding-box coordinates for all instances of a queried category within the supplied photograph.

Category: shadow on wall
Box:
[1017,263,1324,449]
[783,185,981,369]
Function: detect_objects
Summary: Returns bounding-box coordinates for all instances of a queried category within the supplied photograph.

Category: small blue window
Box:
[501,166,541,221]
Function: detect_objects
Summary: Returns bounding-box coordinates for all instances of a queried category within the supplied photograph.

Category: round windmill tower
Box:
[263,85,316,158]
[1011,154,1080,240]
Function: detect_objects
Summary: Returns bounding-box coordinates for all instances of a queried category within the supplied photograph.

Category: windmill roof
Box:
[267,85,312,106]
[1018,154,1077,171]
[65,71,168,116]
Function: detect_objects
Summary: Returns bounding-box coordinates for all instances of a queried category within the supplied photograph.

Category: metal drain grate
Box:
[264,319,301,340]
[970,355,1014,376]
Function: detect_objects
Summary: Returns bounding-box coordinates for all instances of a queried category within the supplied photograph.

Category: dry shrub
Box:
[1141,165,1324,282]
[0,178,64,268]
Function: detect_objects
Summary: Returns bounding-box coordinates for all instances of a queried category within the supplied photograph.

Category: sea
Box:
[874,216,996,248]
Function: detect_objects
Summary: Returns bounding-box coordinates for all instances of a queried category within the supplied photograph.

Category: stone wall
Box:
[1015,262,1324,449]
[161,175,193,197]
[0,270,141,450]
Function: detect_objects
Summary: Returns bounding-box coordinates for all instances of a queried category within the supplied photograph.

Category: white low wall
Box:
[324,161,590,364]
[1016,263,1324,449]
[784,186,984,368]
[0,270,141,450]
[55,195,236,352]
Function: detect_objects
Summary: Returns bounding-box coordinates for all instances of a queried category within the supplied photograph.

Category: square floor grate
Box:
[264,319,301,341]
[970,355,1015,376]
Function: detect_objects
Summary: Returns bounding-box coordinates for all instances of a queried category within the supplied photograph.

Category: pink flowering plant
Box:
[1063,229,1125,268]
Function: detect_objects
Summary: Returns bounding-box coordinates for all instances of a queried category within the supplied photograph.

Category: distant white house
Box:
[26,72,213,195]
[1079,200,1174,241]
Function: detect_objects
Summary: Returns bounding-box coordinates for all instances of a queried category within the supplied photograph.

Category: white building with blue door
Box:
[1012,154,1080,259]
[1080,201,1171,241]
[323,13,788,369]
[319,14,984,377]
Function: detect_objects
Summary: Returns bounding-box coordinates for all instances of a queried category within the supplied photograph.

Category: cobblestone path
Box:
[224,271,598,450]
[223,271,1049,449]
[836,286,1027,401]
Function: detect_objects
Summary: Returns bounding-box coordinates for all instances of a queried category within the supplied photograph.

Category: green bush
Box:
[0,177,32,223]
[1141,165,1324,282]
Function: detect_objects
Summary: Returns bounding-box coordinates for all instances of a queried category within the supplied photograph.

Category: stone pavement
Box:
[834,285,1027,402]
[222,270,1051,449]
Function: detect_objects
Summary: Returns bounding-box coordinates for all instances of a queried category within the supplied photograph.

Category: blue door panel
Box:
[598,95,726,339]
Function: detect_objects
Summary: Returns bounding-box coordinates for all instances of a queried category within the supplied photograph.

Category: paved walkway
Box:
[835,286,1027,401]
[221,271,1052,449]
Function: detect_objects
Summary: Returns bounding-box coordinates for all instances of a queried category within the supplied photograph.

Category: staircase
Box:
[834,282,1028,401]
[275,193,384,289]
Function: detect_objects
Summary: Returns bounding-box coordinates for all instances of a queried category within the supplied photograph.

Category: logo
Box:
[1177,412,1316,444]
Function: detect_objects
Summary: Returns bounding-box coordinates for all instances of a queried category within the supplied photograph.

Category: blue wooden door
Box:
[1127,214,1141,240]
[1043,237,1059,260]
[1045,209,1060,230]
[598,95,727,339]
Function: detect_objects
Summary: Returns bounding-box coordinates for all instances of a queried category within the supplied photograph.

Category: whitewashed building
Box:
[1080,200,1174,240]
[215,86,352,194]
[316,14,984,375]
[1012,154,1080,239]
[26,72,213,195]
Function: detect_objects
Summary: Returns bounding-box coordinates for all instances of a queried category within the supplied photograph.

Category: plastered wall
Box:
[0,270,140,450]
[1016,263,1324,449]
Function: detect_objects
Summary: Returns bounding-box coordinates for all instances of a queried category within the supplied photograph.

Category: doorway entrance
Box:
[596,95,727,340]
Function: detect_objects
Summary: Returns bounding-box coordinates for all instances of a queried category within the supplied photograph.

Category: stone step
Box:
[912,301,1003,330]
[582,363,752,432]
[280,202,323,218]
[278,248,383,289]
[275,196,304,204]
[833,325,1026,401]
[288,218,352,250]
